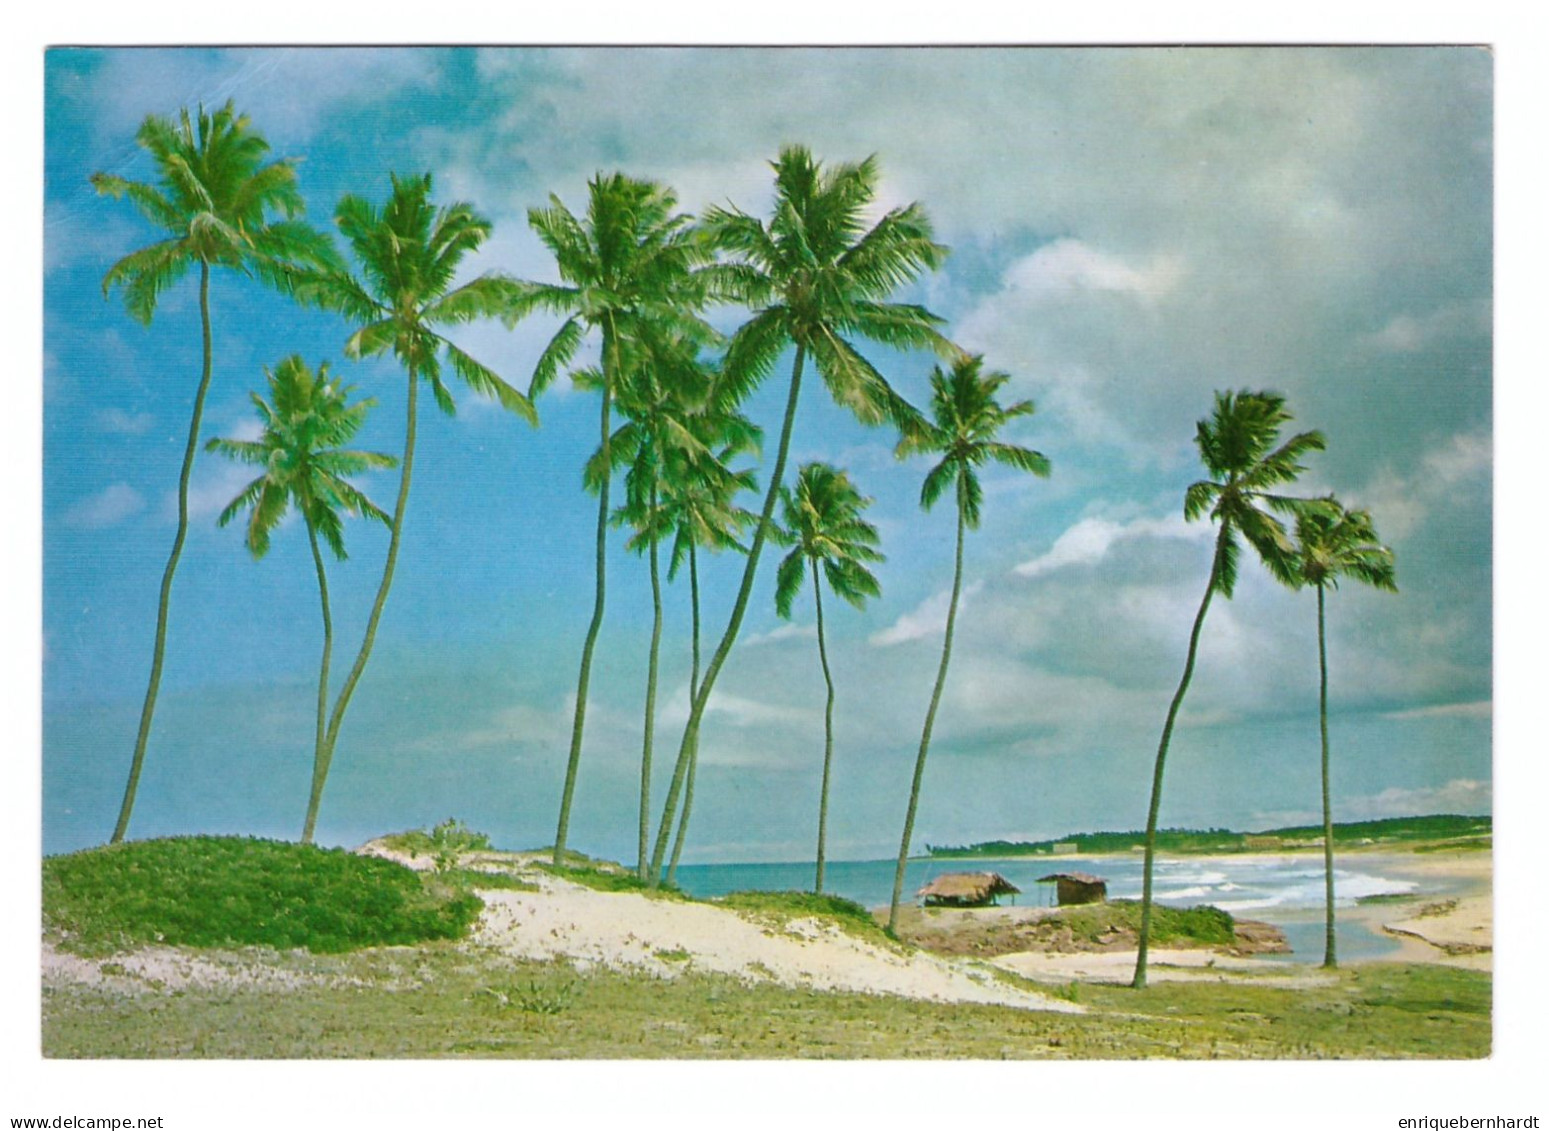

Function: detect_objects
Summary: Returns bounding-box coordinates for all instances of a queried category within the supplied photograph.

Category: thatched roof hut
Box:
[917,871,1021,908]
[1036,871,1108,906]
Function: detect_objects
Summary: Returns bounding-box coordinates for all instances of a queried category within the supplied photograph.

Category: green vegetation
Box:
[532,862,685,899]
[41,946,1489,1059]
[929,815,1493,858]
[1061,901,1236,947]
[715,890,892,945]
[43,837,482,956]
[379,818,494,872]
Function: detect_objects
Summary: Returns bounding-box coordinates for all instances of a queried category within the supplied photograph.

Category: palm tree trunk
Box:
[301,518,334,845]
[553,323,618,867]
[663,544,702,887]
[812,564,837,894]
[314,361,419,834]
[887,500,967,933]
[1318,582,1337,968]
[637,489,664,881]
[1133,527,1225,989]
[648,539,701,883]
[651,343,807,885]
[112,261,214,844]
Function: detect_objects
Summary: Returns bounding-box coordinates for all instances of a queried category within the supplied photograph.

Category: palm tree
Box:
[286,173,535,840]
[661,146,955,855]
[91,101,338,843]
[507,173,715,868]
[1291,498,1396,968]
[204,356,395,843]
[653,396,760,888]
[607,336,715,881]
[1131,390,1324,988]
[886,356,1049,933]
[773,463,884,894]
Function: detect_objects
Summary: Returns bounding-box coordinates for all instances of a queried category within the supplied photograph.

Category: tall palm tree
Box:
[92,101,338,843]
[286,173,535,840]
[1291,498,1397,968]
[204,356,395,843]
[607,335,717,881]
[886,356,1049,932]
[662,146,955,856]
[507,173,715,868]
[654,398,760,888]
[1131,390,1324,988]
[773,463,884,894]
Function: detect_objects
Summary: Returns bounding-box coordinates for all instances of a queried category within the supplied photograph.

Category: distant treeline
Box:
[925,814,1492,857]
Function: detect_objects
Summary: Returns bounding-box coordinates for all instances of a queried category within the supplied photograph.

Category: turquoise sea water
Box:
[672,852,1478,963]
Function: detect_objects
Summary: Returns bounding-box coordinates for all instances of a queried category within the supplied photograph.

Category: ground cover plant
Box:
[43,836,482,956]
[41,946,1490,1060]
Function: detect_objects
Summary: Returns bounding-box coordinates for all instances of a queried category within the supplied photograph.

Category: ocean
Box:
[673,852,1464,963]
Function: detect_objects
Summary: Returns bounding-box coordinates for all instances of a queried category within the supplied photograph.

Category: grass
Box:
[43,836,483,956]
[715,890,893,944]
[1030,900,1237,947]
[532,862,688,899]
[40,944,1490,1059]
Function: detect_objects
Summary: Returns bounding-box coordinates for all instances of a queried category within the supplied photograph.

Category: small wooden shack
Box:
[917,872,1021,908]
[1036,871,1108,906]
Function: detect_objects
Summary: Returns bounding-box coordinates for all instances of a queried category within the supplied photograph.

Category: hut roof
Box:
[1036,871,1107,885]
[916,872,1021,900]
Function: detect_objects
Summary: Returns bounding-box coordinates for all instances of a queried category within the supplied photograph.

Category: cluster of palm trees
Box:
[93,101,1394,989]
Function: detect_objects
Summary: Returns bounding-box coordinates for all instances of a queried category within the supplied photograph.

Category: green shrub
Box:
[43,836,483,956]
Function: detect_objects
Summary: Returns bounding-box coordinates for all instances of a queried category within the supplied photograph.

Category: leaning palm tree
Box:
[653,396,761,888]
[507,173,715,868]
[91,101,338,843]
[661,145,955,859]
[773,463,884,894]
[204,356,395,843]
[1131,390,1324,989]
[285,173,535,839]
[886,356,1049,932]
[1291,498,1397,968]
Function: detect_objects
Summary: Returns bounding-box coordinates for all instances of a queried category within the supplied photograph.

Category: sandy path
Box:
[991,948,1339,987]
[472,873,1080,1013]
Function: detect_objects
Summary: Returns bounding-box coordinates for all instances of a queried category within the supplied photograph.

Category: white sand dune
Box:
[471,869,1081,1012]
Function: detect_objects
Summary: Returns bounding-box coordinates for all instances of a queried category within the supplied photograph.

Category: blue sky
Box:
[42,47,1492,862]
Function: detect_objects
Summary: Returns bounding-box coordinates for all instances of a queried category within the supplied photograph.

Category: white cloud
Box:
[870,581,982,647]
[1359,427,1490,540]
[1000,239,1184,305]
[1366,299,1491,353]
[62,483,144,528]
[1339,778,1492,820]
[1012,511,1207,578]
[92,407,157,435]
[658,683,811,731]
[742,623,817,648]
[1380,700,1491,722]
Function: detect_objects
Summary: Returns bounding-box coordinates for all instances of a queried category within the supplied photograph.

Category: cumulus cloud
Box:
[1366,299,1491,353]
[1013,511,1208,578]
[1000,239,1184,305]
[62,483,145,528]
[1340,778,1492,820]
[742,623,817,648]
[870,581,983,647]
